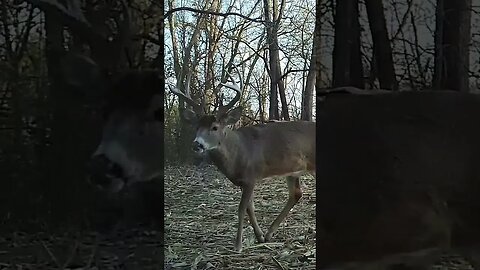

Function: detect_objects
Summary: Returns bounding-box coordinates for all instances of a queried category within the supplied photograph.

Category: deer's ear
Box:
[221,106,242,125]
[182,108,198,124]
[60,53,108,97]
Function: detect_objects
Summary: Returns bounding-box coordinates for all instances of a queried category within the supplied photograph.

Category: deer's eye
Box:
[211,126,218,131]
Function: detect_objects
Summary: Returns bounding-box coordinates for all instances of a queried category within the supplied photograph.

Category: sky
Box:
[164,0,316,120]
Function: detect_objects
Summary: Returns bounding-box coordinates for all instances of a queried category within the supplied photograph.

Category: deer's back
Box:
[238,121,315,178]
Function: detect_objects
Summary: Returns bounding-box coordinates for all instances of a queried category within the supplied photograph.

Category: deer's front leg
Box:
[235,182,254,252]
[246,194,265,243]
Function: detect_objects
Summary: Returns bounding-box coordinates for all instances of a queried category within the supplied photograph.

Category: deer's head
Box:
[62,54,163,193]
[170,70,243,154]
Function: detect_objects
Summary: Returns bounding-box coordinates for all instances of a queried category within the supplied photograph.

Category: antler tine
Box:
[218,66,242,115]
[169,71,203,114]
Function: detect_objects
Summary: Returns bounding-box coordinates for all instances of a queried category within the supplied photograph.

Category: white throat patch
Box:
[194,136,218,151]
[93,140,140,179]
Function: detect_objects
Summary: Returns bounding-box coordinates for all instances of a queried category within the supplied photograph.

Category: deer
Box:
[62,54,164,194]
[58,52,164,230]
[169,71,315,252]
[28,0,165,230]
[315,88,480,269]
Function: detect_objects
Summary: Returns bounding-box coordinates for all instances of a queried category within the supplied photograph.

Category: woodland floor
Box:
[0,164,475,269]
[164,164,317,270]
[164,165,477,270]
[0,226,163,269]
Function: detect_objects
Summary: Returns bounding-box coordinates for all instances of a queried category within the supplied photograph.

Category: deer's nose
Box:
[192,141,205,152]
[87,154,124,186]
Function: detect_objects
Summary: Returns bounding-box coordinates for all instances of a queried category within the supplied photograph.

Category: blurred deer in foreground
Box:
[316,87,480,269]
[61,53,163,194]
[170,69,315,252]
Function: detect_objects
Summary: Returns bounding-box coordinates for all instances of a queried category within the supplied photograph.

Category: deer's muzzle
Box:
[87,154,126,189]
[192,141,205,153]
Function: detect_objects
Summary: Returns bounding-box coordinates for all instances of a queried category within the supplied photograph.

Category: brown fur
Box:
[173,78,315,252]
[317,90,480,269]
[207,121,315,184]
[194,117,315,252]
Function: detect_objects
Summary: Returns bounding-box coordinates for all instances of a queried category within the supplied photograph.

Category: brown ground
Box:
[0,164,475,269]
[164,164,477,270]
[164,164,316,270]
[0,227,162,269]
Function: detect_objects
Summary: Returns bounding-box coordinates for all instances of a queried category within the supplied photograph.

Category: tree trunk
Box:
[276,56,289,120]
[265,0,288,120]
[44,14,103,226]
[364,0,397,90]
[332,0,363,88]
[315,0,324,93]
[44,14,74,223]
[433,0,472,92]
[206,0,220,112]
[170,7,203,162]
[302,0,322,121]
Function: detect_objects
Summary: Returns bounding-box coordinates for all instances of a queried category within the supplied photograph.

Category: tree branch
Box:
[165,7,265,23]
[24,0,106,43]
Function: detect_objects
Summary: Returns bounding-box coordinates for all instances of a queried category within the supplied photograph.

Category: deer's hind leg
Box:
[265,175,302,241]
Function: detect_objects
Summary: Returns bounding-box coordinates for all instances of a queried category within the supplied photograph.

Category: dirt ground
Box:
[0,227,163,269]
[164,164,480,270]
[164,164,317,270]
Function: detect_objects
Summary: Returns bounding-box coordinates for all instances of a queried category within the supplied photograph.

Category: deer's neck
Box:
[208,129,245,184]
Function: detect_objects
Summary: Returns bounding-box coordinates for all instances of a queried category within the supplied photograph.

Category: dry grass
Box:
[164,164,316,270]
[0,228,162,269]
[163,164,479,270]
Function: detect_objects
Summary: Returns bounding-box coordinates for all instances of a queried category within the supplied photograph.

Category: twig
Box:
[41,240,61,269]
[243,242,282,251]
[86,233,99,268]
[62,240,79,269]
[272,256,286,270]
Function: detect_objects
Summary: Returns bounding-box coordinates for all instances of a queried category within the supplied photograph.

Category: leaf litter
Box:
[164,164,477,270]
[164,164,316,270]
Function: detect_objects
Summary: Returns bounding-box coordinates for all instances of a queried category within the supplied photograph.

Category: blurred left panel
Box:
[0,0,164,268]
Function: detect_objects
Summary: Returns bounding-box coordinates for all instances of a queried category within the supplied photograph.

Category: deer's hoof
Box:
[234,242,243,253]
[265,233,272,242]
[256,234,265,243]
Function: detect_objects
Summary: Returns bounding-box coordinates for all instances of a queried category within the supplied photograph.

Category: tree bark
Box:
[264,0,279,120]
[264,0,289,120]
[433,0,472,92]
[44,14,78,222]
[302,0,321,121]
[364,0,397,90]
[332,0,363,88]
[169,3,203,162]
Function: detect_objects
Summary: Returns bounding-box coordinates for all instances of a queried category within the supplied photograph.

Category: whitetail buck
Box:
[316,88,480,269]
[61,53,163,194]
[170,73,315,252]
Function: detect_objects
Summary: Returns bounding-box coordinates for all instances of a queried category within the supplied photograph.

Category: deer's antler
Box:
[169,71,203,115]
[217,65,242,117]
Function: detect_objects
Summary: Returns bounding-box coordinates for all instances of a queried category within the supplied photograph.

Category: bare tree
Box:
[364,0,397,90]
[264,0,289,120]
[0,1,35,152]
[332,0,363,88]
[433,0,472,92]
[165,0,315,160]
[302,0,321,121]
[23,0,161,220]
